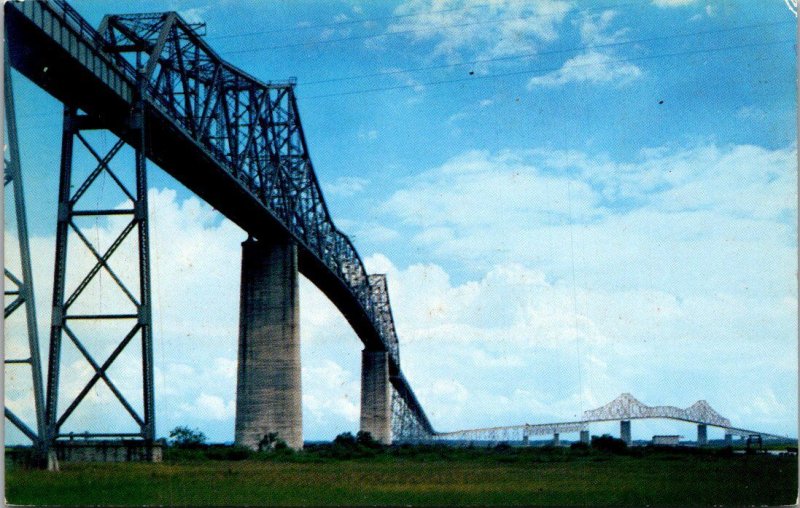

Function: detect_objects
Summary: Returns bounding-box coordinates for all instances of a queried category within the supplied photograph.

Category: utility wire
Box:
[300,38,794,100]
[300,19,792,86]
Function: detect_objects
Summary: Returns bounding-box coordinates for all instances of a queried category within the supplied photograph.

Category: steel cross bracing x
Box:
[5,0,434,441]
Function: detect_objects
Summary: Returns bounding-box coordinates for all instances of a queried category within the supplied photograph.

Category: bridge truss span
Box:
[581,393,732,428]
[432,393,786,444]
[5,0,433,447]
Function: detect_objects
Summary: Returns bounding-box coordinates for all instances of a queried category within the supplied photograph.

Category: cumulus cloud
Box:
[5,135,796,442]
[652,0,696,6]
[4,189,367,442]
[178,6,209,24]
[381,144,796,298]
[528,50,642,87]
[528,10,642,88]
[387,0,571,66]
[324,176,370,197]
[370,142,796,435]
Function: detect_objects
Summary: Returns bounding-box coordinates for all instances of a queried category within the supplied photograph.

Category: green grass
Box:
[6,449,798,506]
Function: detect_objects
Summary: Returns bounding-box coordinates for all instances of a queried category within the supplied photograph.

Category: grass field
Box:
[6,447,798,505]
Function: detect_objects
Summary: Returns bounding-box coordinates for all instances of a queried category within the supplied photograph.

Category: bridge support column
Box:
[620,420,631,446]
[697,424,707,446]
[235,236,303,450]
[552,433,560,447]
[522,434,530,446]
[360,350,392,445]
[724,433,733,447]
[580,430,590,445]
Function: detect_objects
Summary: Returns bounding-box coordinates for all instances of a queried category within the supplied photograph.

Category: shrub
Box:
[258,432,287,452]
[333,432,357,448]
[494,442,512,452]
[356,431,382,449]
[168,426,207,449]
[570,441,589,451]
[591,434,628,454]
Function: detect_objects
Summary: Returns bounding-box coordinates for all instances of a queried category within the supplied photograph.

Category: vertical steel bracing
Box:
[44,85,154,444]
[3,53,46,450]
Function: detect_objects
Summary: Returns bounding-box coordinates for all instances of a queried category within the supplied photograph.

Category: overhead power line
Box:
[300,19,793,86]
[300,38,794,100]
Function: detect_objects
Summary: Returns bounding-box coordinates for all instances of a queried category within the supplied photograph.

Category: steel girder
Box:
[3,53,46,451]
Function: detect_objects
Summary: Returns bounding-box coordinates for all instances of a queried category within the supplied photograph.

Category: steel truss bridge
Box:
[3,1,788,462]
[3,0,432,457]
[434,393,787,444]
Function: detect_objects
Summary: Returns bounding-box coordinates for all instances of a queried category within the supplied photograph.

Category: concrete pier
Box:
[360,350,392,444]
[580,430,590,445]
[724,433,733,446]
[522,434,530,446]
[620,420,631,445]
[552,432,560,447]
[697,424,707,446]
[235,236,303,450]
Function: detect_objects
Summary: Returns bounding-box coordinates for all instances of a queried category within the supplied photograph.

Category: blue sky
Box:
[4,0,797,444]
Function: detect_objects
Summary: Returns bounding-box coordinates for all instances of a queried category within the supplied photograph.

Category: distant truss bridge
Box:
[432,393,788,446]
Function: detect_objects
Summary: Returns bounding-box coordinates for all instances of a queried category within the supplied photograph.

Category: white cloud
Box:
[178,6,209,24]
[652,0,696,6]
[736,106,767,121]
[179,393,236,421]
[5,134,796,442]
[324,176,370,196]
[528,50,642,87]
[357,128,379,141]
[528,11,640,88]
[387,0,571,66]
[358,251,796,433]
[381,144,796,297]
[302,360,360,424]
[3,189,367,443]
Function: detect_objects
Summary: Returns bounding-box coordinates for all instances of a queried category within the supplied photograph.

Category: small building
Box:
[652,435,681,446]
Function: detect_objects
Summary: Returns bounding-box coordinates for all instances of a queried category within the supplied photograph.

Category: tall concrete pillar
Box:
[697,424,707,446]
[235,236,302,450]
[724,433,733,446]
[552,432,560,447]
[580,430,590,445]
[360,350,391,445]
[522,434,530,447]
[620,420,631,446]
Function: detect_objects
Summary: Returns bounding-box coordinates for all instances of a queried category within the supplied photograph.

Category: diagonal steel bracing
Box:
[3,54,46,452]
